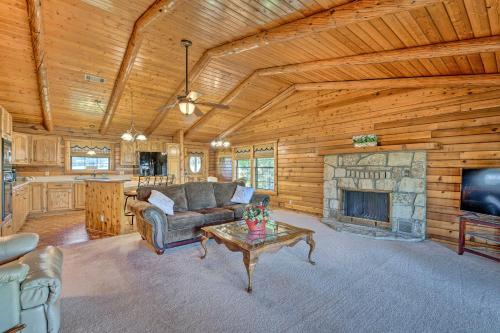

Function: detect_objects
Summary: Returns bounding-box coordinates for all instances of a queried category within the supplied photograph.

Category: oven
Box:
[2,170,13,222]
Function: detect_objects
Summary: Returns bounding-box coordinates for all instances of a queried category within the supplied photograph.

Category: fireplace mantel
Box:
[318,142,441,156]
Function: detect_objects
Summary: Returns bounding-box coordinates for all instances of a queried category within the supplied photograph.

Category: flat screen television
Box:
[460,168,500,217]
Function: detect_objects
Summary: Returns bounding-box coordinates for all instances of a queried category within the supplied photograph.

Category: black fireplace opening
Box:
[343,190,389,222]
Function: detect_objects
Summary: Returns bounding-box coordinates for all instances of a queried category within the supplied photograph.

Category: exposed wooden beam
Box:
[145,0,441,136]
[99,0,182,134]
[294,75,500,91]
[217,74,500,140]
[219,86,296,139]
[186,36,500,136]
[258,36,500,76]
[26,0,53,132]
[184,72,259,138]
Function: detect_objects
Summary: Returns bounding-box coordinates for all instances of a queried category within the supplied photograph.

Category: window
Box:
[232,141,277,192]
[71,157,110,170]
[68,140,113,172]
[236,159,251,186]
[188,155,202,174]
[255,157,275,190]
[217,156,232,181]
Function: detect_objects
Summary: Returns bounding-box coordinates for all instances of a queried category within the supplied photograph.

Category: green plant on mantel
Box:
[352,134,378,144]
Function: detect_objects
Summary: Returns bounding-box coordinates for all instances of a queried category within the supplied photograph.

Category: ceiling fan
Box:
[157,39,230,116]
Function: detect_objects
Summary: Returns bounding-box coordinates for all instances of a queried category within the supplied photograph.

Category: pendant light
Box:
[121,91,147,142]
[87,136,96,155]
[210,139,230,149]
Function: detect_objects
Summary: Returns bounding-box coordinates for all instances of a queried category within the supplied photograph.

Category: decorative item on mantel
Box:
[243,204,273,233]
[352,134,378,147]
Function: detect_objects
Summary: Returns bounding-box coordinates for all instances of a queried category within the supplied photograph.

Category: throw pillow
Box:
[230,185,254,204]
[148,190,174,215]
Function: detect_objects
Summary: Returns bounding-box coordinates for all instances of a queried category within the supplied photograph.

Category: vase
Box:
[245,218,267,233]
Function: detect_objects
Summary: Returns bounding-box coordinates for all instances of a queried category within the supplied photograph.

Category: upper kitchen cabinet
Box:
[12,132,29,165]
[1,106,13,140]
[31,135,60,165]
[135,140,165,153]
[120,141,137,166]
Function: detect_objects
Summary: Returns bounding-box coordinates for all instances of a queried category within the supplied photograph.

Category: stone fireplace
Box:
[323,151,426,239]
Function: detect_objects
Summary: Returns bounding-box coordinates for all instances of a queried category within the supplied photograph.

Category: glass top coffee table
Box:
[200,221,316,293]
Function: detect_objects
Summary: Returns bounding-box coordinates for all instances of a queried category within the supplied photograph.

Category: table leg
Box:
[243,252,258,293]
[200,235,208,259]
[306,234,316,265]
[458,218,465,255]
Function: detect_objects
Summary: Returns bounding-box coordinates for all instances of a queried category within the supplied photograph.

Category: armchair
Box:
[0,233,63,333]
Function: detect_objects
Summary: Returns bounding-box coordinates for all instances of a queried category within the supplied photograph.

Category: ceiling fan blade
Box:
[195,102,230,109]
[188,91,201,101]
[155,101,177,112]
[193,107,204,117]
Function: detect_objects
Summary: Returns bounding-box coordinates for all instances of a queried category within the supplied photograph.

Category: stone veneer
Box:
[323,151,426,239]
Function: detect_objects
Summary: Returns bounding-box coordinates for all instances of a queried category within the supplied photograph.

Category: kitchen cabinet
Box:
[135,140,165,152]
[120,141,136,166]
[12,185,29,233]
[30,182,47,213]
[1,218,14,236]
[31,135,60,165]
[73,182,86,209]
[1,106,13,140]
[47,183,73,211]
[12,132,30,165]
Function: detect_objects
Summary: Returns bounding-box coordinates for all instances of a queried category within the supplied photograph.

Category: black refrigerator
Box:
[139,152,168,176]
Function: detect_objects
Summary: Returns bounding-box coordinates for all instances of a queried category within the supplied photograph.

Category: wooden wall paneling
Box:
[226,86,500,248]
[26,0,53,131]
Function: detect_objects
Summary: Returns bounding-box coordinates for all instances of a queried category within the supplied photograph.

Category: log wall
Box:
[227,87,500,246]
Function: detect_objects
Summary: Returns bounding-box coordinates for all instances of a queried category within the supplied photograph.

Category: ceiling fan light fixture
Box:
[179,101,195,115]
[211,139,230,149]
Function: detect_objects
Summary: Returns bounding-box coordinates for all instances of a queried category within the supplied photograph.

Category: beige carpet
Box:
[60,209,500,333]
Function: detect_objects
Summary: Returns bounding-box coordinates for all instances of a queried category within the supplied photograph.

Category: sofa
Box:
[129,181,270,254]
[0,233,63,333]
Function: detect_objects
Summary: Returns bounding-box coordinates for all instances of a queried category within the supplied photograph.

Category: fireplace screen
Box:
[343,190,389,222]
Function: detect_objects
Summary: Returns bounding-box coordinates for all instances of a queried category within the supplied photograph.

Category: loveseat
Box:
[0,233,63,333]
[129,181,270,254]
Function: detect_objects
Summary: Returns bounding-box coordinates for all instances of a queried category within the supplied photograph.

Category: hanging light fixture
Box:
[178,99,196,115]
[120,91,147,142]
[87,136,97,155]
[211,139,230,149]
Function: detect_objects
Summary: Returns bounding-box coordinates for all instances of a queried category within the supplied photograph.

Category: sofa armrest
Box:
[0,262,29,285]
[0,233,39,265]
[129,200,168,252]
[251,193,270,207]
[19,246,63,308]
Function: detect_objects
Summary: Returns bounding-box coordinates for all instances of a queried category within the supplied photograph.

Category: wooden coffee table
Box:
[200,221,316,293]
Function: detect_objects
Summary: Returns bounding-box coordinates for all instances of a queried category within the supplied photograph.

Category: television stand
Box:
[458,212,500,262]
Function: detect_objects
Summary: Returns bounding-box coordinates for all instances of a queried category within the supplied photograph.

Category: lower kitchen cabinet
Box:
[12,185,30,233]
[46,183,73,211]
[30,182,47,213]
[73,182,86,209]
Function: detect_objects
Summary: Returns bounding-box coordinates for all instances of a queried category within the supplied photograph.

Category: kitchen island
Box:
[85,179,131,235]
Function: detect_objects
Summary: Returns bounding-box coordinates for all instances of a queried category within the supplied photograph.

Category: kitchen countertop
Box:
[12,175,136,190]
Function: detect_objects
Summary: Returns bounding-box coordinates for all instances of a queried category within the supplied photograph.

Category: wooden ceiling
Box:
[1,0,499,141]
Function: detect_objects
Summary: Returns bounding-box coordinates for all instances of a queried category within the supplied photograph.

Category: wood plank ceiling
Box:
[0,0,499,141]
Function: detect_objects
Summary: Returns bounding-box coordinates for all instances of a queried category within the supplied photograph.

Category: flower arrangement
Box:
[352,134,378,147]
[243,204,272,233]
